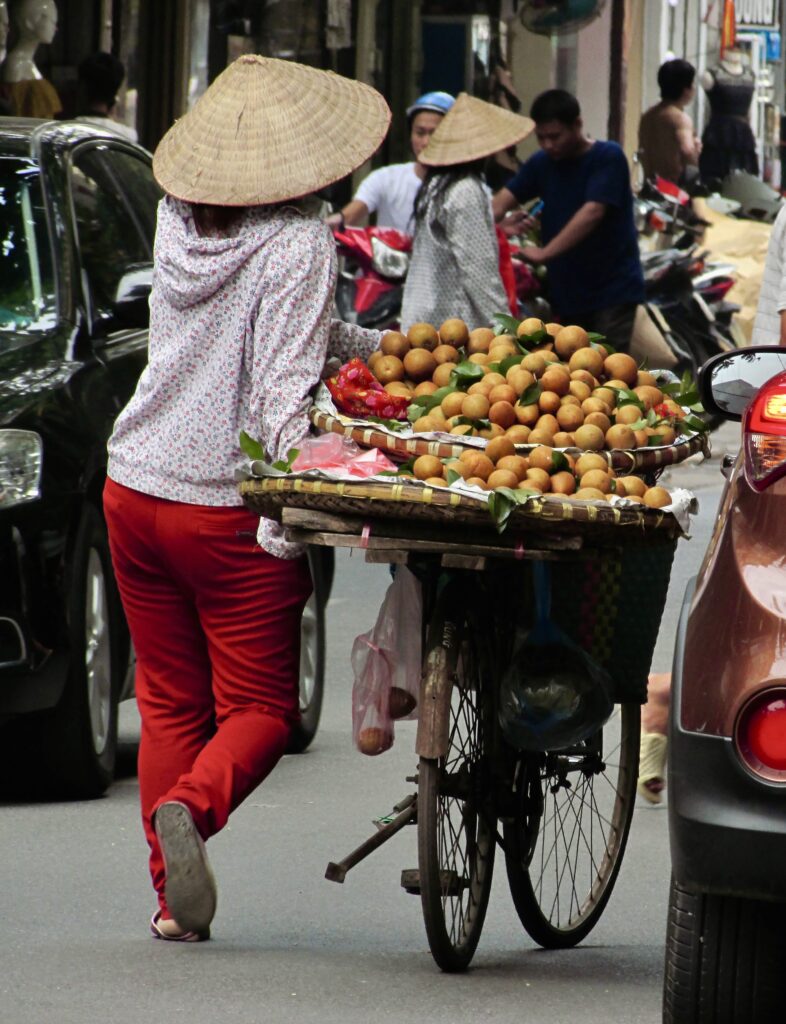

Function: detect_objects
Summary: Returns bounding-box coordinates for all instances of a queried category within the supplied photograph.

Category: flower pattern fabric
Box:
[107,196,381,557]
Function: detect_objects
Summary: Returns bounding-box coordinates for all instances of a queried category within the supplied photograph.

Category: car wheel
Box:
[663,875,786,1023]
[286,547,330,754]
[33,505,122,797]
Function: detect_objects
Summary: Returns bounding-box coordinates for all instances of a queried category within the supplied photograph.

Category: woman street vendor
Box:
[103,55,390,942]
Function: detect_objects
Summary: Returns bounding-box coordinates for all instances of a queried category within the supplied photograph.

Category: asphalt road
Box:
[0,425,737,1024]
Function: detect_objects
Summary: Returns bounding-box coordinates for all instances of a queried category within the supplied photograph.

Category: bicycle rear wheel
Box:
[417,604,495,972]
[503,702,640,948]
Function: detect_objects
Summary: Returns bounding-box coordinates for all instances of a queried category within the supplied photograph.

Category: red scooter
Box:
[333,225,411,331]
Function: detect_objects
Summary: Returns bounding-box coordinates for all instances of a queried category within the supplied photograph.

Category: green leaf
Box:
[627,417,649,431]
[680,414,710,434]
[446,468,462,486]
[551,450,569,472]
[398,457,416,474]
[451,361,485,387]
[647,434,664,447]
[589,336,615,354]
[614,387,644,410]
[516,328,549,350]
[487,487,539,533]
[491,312,521,336]
[499,353,526,375]
[518,382,542,407]
[239,430,266,461]
[410,383,457,418]
[272,447,300,472]
[587,332,606,344]
[366,416,409,432]
[455,416,491,430]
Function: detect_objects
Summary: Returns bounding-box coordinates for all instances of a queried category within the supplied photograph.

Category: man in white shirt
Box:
[327,91,454,234]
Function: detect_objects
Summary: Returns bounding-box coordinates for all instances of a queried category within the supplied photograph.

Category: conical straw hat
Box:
[419,92,534,168]
[153,54,391,205]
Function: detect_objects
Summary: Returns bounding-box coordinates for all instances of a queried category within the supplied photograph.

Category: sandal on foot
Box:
[150,910,209,943]
[638,732,668,804]
[154,801,217,935]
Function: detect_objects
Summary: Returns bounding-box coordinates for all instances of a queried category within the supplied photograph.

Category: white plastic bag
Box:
[350,567,423,756]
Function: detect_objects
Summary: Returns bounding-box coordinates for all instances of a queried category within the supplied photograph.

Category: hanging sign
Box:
[736,0,780,29]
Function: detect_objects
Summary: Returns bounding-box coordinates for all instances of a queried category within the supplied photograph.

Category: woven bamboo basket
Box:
[239,475,681,536]
[309,408,709,473]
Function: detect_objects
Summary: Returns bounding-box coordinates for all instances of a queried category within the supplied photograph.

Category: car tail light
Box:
[735,688,786,783]
[743,370,786,491]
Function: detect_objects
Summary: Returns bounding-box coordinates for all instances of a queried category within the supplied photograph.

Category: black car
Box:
[0,119,330,798]
[0,119,159,797]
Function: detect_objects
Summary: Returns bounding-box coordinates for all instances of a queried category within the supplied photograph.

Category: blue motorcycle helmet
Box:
[406,91,455,127]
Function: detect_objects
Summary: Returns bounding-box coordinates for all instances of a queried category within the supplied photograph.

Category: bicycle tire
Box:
[417,597,496,972]
[503,702,640,948]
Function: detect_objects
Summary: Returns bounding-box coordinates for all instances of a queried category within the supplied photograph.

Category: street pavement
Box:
[0,424,735,1024]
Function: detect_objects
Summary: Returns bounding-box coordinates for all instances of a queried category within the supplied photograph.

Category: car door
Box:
[68,142,160,466]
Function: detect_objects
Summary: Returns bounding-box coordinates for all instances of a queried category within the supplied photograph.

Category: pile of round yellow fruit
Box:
[365,317,685,452]
[407,441,673,508]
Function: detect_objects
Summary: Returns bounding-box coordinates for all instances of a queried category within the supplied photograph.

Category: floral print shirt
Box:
[107,197,380,557]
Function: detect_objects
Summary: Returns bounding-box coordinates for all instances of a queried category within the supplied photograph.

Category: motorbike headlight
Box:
[0,430,43,509]
[371,236,409,280]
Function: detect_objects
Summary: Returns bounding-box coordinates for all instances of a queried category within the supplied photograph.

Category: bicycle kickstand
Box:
[325,793,417,883]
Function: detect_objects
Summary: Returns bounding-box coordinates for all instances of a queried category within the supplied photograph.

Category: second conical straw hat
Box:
[153,55,391,205]
[419,92,534,167]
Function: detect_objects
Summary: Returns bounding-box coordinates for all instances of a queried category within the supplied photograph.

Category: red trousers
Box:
[103,479,312,913]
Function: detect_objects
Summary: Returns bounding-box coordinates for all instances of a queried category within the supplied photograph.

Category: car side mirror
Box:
[699,346,786,421]
[112,263,153,329]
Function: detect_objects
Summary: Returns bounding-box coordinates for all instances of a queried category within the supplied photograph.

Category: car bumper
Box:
[669,578,786,902]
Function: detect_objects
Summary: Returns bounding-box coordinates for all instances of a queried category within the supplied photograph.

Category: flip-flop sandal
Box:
[150,909,209,943]
[154,801,217,935]
[638,731,668,804]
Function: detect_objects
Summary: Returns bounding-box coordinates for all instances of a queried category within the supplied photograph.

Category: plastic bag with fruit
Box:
[351,633,395,756]
[325,357,410,421]
[350,568,422,755]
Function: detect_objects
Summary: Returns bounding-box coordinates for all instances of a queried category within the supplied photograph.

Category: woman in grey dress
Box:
[401,92,533,332]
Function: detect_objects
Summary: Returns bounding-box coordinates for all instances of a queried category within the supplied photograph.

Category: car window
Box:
[0,159,57,339]
[70,147,151,323]
[104,149,163,249]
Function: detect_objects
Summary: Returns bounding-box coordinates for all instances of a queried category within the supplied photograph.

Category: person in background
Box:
[491,89,644,351]
[401,92,533,331]
[752,201,786,346]
[638,59,701,186]
[103,54,389,942]
[76,51,138,143]
[326,91,454,234]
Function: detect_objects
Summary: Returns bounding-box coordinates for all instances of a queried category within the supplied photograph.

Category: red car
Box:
[664,345,786,1022]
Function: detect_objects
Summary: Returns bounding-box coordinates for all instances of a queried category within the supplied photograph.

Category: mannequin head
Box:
[13,0,57,45]
[0,3,9,65]
[4,0,57,81]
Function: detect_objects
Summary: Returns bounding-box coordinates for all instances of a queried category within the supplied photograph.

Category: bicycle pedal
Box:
[400,869,421,894]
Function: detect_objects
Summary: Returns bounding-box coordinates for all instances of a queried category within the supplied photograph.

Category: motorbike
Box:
[332,224,411,331]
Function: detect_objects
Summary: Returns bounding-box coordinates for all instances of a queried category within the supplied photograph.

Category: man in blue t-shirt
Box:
[492,89,644,351]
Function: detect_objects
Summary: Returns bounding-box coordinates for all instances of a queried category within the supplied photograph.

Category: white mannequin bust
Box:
[701,48,747,91]
[0,2,9,66]
[3,0,58,83]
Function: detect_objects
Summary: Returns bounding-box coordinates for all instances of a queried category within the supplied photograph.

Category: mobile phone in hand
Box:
[529,199,544,217]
